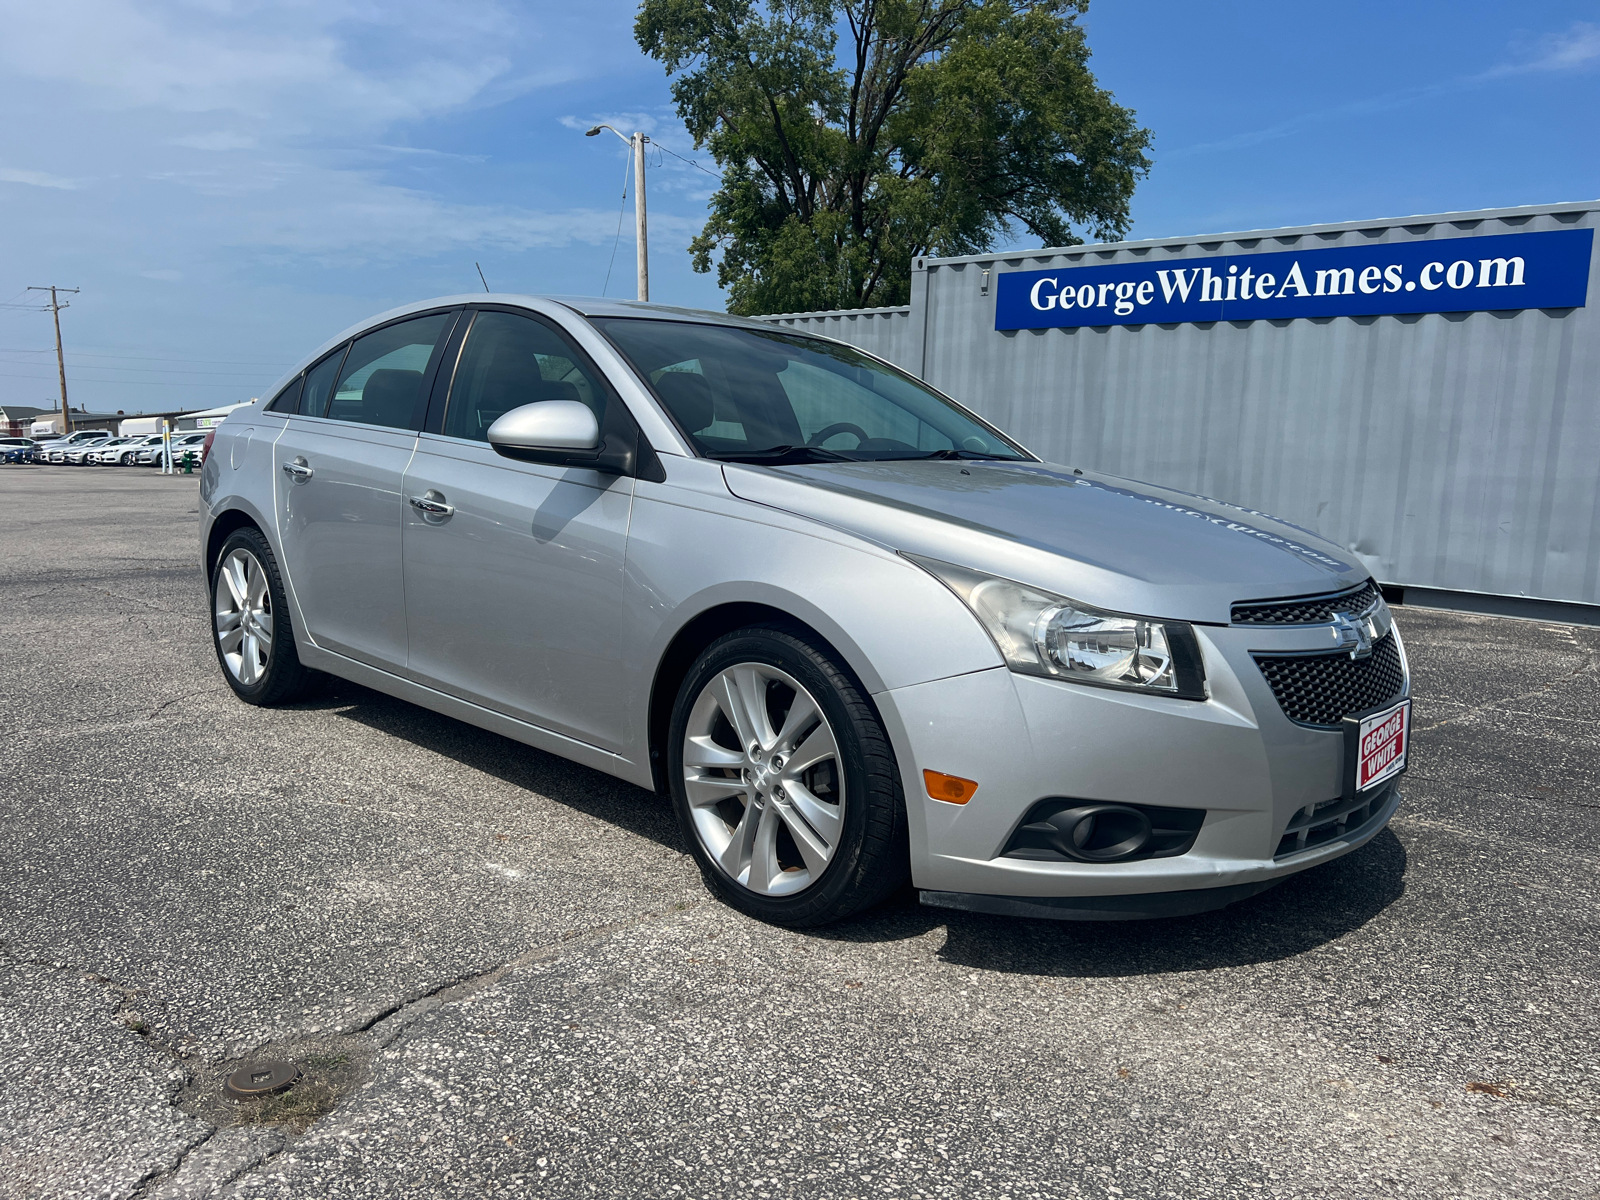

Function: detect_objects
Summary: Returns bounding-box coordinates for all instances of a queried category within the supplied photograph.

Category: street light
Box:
[586,124,649,302]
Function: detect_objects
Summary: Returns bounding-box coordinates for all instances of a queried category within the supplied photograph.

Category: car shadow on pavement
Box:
[310,680,689,854]
[303,680,1407,977]
[823,830,1409,977]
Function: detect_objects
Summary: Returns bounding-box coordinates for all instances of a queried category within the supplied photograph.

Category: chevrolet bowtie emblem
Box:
[1331,597,1389,660]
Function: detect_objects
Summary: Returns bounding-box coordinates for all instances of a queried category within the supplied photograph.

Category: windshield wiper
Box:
[896,448,1008,461]
[707,445,851,466]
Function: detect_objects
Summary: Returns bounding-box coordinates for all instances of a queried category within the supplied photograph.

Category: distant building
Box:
[176,399,258,431]
[0,405,50,437]
[23,407,124,437]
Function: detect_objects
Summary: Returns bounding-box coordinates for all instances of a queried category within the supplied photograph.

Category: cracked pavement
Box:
[1,468,1597,1199]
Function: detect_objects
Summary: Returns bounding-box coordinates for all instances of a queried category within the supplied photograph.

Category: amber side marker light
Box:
[923,770,979,805]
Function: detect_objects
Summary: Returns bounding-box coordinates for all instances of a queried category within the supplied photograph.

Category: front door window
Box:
[441,311,608,441]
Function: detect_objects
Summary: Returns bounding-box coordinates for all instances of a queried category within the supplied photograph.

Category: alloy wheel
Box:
[681,663,845,896]
[214,548,274,685]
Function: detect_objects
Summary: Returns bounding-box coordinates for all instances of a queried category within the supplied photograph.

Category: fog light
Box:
[1038,804,1152,861]
[924,770,979,804]
[1001,799,1206,864]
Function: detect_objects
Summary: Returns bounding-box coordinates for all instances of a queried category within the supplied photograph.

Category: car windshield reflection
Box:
[593,318,1032,464]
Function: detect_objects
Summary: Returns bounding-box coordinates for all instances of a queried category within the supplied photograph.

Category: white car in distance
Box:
[137,433,207,465]
[102,435,167,465]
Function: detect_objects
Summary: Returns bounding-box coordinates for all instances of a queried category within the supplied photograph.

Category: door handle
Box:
[409,493,454,518]
[281,458,313,481]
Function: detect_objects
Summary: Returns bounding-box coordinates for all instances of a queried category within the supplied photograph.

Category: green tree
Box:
[636,0,1153,315]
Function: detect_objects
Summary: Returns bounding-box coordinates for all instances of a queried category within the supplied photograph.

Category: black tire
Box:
[209,525,318,706]
[667,623,909,927]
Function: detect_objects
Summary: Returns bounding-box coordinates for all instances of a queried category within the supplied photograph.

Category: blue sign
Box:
[995,228,1593,330]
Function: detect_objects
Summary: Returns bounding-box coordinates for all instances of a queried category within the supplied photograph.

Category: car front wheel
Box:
[667,624,908,927]
[210,527,317,706]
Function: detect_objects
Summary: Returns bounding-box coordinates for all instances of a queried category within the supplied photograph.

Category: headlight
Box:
[906,555,1207,700]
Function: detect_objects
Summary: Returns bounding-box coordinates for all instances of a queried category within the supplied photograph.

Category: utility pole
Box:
[585,125,650,302]
[28,285,79,433]
[633,131,649,302]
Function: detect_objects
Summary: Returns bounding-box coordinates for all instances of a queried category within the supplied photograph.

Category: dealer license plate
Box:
[1343,698,1410,798]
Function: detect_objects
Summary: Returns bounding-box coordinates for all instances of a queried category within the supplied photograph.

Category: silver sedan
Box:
[199,296,1410,926]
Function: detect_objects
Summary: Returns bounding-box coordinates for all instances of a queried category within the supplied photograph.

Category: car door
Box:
[272,309,459,670]
[401,307,635,752]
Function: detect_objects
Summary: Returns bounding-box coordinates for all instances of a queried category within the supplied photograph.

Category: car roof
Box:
[348,293,780,336]
[258,293,846,413]
[542,296,782,332]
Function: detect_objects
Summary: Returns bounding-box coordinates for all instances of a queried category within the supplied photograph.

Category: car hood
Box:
[721,459,1367,625]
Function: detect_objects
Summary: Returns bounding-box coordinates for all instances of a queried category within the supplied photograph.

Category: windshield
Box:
[593,318,1029,464]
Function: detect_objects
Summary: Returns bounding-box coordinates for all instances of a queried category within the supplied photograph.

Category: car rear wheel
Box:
[210,527,318,706]
[667,624,908,927]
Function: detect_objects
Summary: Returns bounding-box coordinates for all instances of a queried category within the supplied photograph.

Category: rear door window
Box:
[328,313,454,430]
[266,374,304,414]
[299,349,346,418]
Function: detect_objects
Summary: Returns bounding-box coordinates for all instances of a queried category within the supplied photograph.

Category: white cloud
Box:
[0,167,79,189]
[1542,22,1600,70]
[224,170,698,260]
[0,1,667,265]
[371,145,489,164]
[0,0,530,133]
[1498,21,1600,75]
[1168,19,1600,161]
[169,132,258,151]
[0,0,724,414]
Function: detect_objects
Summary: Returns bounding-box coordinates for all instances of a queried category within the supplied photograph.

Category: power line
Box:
[602,152,631,297]
[0,371,259,389]
[0,347,291,366]
[0,358,279,378]
[653,144,721,177]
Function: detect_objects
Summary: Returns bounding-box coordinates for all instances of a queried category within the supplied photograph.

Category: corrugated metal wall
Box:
[758,202,1600,609]
[763,306,918,372]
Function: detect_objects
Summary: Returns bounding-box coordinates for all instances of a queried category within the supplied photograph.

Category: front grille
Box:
[1253,633,1405,727]
[1276,782,1395,857]
[1231,580,1380,625]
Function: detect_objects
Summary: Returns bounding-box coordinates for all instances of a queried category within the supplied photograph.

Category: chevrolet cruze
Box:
[200,296,1411,927]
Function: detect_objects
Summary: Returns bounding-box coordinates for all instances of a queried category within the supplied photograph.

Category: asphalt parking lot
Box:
[1,466,1596,1200]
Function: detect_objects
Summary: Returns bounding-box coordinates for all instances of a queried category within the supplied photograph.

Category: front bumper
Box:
[876,622,1407,906]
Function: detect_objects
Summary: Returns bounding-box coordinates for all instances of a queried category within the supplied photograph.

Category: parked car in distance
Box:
[62,437,119,464]
[50,439,108,464]
[30,431,96,462]
[107,434,166,465]
[77,437,138,464]
[138,433,207,465]
[0,437,35,463]
[200,295,1410,928]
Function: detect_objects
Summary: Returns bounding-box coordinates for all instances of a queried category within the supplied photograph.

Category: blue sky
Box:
[0,0,1596,414]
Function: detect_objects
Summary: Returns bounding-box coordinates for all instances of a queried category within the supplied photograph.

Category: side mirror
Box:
[487,401,601,462]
